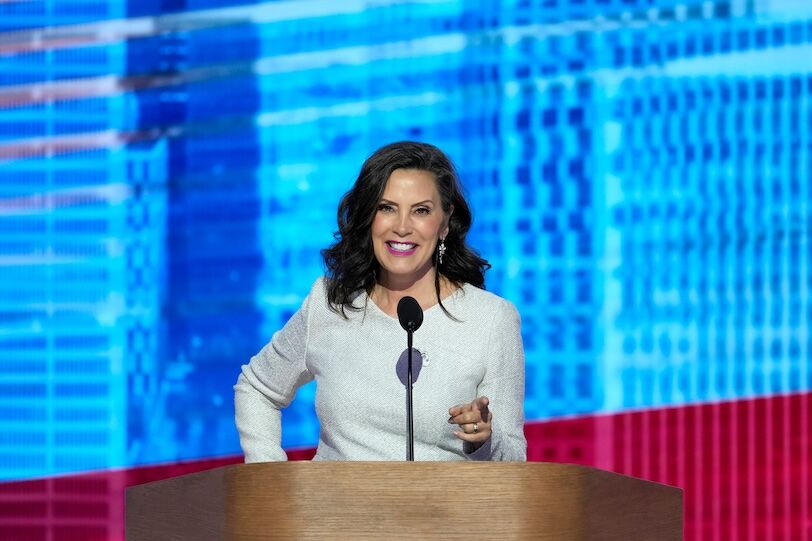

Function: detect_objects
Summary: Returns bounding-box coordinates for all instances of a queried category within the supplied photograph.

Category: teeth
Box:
[389,242,415,251]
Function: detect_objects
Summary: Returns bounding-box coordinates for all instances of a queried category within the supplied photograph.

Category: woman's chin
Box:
[378,262,435,285]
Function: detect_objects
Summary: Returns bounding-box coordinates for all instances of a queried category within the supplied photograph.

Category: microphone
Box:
[397,296,423,461]
[397,296,423,333]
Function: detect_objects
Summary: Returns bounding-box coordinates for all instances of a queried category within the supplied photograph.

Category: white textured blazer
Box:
[234,277,526,461]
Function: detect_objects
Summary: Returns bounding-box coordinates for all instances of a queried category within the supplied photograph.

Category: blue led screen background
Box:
[0,0,810,484]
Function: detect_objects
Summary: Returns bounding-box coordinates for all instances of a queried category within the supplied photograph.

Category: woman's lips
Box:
[386,241,417,256]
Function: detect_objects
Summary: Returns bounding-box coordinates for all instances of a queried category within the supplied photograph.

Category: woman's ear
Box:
[442,204,454,238]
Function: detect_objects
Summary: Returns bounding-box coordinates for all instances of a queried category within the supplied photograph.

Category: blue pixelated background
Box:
[0,0,809,480]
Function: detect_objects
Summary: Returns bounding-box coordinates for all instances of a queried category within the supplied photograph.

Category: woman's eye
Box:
[415,207,431,215]
[378,204,394,213]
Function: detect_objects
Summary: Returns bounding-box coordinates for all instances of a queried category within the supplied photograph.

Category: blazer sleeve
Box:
[233,284,315,462]
[466,300,527,461]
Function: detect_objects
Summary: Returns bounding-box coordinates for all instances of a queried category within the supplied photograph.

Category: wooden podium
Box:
[126,462,682,540]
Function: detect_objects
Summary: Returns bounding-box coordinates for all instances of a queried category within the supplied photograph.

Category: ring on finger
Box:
[473,422,479,434]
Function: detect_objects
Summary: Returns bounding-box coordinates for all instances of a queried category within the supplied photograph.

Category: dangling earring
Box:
[438,238,446,265]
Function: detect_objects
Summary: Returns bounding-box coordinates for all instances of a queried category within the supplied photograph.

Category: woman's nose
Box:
[393,211,412,234]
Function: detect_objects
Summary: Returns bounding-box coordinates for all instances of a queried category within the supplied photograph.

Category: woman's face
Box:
[371,168,450,288]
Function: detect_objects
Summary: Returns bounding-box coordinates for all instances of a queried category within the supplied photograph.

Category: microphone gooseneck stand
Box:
[406,326,414,461]
[396,296,423,462]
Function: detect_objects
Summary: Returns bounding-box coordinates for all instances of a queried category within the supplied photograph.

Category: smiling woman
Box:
[234,141,527,462]
[323,141,490,320]
[370,168,450,307]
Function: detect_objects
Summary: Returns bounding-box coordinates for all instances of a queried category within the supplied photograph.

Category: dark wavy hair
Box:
[321,141,490,317]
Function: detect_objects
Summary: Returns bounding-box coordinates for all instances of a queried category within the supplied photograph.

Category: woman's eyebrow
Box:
[379,198,434,206]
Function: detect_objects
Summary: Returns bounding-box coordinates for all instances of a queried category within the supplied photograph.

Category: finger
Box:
[476,396,490,421]
[449,397,490,419]
[448,402,495,426]
[455,419,490,437]
[448,411,484,425]
[453,426,491,442]
[448,402,473,417]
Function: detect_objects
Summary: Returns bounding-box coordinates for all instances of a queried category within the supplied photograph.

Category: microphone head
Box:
[397,296,423,332]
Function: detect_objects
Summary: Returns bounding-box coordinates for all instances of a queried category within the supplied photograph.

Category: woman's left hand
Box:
[448,396,492,448]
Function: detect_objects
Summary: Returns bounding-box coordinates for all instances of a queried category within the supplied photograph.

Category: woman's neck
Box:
[371,271,453,317]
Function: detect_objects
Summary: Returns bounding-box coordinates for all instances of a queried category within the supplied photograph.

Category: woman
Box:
[234,141,526,461]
